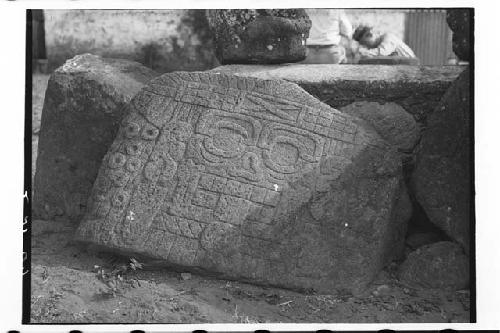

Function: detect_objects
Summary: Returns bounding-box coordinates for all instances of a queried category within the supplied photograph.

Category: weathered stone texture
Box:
[405,231,442,251]
[398,241,469,290]
[358,56,420,66]
[446,9,472,62]
[212,64,465,124]
[412,68,471,252]
[76,72,410,293]
[207,9,311,65]
[340,102,419,153]
[33,54,157,222]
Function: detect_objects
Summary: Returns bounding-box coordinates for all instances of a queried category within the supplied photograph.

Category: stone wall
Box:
[43,9,409,72]
[44,9,219,73]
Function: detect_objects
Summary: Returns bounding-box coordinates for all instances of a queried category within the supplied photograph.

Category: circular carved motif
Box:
[124,121,141,138]
[125,142,141,155]
[126,157,142,172]
[141,125,160,140]
[108,152,127,169]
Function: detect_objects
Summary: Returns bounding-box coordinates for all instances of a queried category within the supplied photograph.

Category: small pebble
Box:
[372,284,390,296]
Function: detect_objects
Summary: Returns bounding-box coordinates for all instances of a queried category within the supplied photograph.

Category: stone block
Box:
[33,54,157,222]
[76,72,411,293]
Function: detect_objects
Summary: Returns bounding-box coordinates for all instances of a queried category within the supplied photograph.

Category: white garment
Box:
[305,9,353,46]
[359,33,416,58]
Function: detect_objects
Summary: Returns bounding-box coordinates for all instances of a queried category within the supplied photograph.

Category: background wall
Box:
[43,9,219,73]
[39,9,457,72]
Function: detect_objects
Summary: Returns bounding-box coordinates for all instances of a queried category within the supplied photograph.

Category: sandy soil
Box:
[30,73,470,324]
[31,220,470,324]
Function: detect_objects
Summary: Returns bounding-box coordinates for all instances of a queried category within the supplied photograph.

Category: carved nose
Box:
[229,152,263,182]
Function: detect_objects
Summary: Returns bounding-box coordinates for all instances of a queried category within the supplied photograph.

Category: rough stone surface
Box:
[212,64,465,124]
[207,9,311,65]
[33,54,158,222]
[405,231,442,251]
[398,241,469,290]
[412,68,471,252]
[446,9,471,62]
[339,102,419,153]
[76,72,411,293]
[358,56,420,66]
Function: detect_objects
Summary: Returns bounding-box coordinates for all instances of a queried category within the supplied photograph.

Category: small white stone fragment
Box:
[273,184,279,191]
[126,211,135,221]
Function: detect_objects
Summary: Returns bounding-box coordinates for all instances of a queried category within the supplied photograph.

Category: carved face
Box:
[76,72,404,294]
[82,72,360,264]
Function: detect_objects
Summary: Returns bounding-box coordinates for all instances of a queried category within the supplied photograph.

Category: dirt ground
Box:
[30,73,470,324]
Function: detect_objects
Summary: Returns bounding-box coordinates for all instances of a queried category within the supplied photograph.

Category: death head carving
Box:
[76,71,406,293]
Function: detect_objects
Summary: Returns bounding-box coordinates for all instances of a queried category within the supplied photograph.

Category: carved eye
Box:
[211,121,249,153]
[262,135,308,174]
[271,140,300,167]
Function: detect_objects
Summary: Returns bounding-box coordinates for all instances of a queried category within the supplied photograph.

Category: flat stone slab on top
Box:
[358,56,420,66]
[76,71,411,294]
[212,64,465,123]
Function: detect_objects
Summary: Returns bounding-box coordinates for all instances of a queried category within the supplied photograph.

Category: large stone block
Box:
[398,241,469,290]
[412,68,471,252]
[212,64,465,124]
[339,101,419,154]
[207,9,311,65]
[33,54,157,222]
[76,72,411,293]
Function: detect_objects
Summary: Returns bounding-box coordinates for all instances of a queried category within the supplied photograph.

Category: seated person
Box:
[352,25,417,59]
[302,9,353,64]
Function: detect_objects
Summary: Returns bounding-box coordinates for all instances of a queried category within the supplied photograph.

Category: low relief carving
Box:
[77,72,404,293]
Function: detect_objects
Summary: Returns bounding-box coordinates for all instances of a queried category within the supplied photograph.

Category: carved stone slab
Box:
[76,72,411,293]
